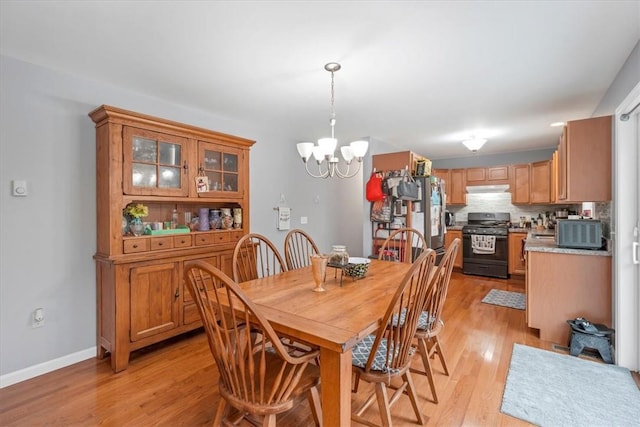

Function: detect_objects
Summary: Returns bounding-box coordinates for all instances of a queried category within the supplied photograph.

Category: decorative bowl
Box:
[344,257,371,279]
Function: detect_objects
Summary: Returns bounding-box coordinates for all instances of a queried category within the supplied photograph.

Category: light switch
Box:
[301,216,308,224]
[12,180,27,196]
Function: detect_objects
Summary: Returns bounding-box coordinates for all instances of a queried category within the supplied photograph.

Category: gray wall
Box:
[593,40,640,117]
[0,55,365,378]
[432,148,555,169]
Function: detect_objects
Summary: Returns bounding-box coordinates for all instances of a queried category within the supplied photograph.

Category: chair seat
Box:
[352,334,414,374]
[392,309,435,330]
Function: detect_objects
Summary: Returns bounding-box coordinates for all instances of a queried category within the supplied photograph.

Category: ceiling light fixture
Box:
[296,62,369,179]
[550,122,565,127]
[462,137,487,152]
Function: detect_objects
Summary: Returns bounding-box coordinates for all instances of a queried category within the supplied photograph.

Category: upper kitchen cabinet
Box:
[530,160,552,203]
[465,166,510,185]
[372,150,429,174]
[510,164,530,204]
[448,169,467,205]
[557,115,612,202]
[432,168,466,205]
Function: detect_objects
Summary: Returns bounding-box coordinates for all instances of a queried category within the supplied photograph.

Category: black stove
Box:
[462,212,510,279]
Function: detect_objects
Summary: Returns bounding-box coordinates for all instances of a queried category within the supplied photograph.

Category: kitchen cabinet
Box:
[372,150,429,175]
[431,168,466,205]
[508,232,527,275]
[90,105,254,372]
[466,166,509,185]
[526,250,611,344]
[551,151,558,203]
[448,169,466,205]
[510,164,530,204]
[530,160,552,203]
[556,115,612,202]
[445,229,463,268]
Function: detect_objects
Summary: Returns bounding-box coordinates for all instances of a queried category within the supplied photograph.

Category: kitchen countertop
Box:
[524,231,611,257]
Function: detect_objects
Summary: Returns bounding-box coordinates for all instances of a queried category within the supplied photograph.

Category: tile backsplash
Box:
[447,192,579,224]
[447,193,612,238]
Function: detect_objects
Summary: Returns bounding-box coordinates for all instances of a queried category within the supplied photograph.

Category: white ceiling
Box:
[1,1,638,159]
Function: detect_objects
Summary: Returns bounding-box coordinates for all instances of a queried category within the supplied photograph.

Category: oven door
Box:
[462,233,509,278]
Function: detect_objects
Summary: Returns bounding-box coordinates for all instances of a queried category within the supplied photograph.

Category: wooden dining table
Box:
[233,259,413,426]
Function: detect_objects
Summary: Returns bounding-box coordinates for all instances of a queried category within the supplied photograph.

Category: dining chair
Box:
[377,227,428,263]
[411,237,460,404]
[232,233,287,283]
[284,228,320,270]
[351,249,437,427]
[184,260,322,426]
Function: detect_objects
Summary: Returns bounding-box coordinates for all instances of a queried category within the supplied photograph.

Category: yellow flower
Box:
[124,203,149,219]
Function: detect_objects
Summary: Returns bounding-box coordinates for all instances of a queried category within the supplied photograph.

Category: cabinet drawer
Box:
[213,233,230,244]
[123,238,149,253]
[150,236,173,251]
[230,230,244,243]
[183,303,201,325]
[194,233,215,246]
[173,235,193,248]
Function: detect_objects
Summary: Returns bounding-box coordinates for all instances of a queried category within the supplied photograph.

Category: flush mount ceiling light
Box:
[462,137,487,152]
[296,62,369,179]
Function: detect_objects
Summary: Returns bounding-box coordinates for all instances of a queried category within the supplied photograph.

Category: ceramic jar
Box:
[233,208,242,229]
[220,208,233,230]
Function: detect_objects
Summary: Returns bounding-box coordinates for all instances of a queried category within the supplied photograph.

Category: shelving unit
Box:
[90,105,254,372]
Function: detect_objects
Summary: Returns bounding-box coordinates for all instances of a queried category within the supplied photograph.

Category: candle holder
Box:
[310,254,329,292]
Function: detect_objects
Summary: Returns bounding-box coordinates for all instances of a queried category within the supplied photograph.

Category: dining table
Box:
[233,259,413,426]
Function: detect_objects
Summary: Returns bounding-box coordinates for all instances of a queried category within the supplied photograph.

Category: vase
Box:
[129,217,145,236]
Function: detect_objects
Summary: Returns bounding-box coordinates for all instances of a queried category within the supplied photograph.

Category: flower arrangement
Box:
[124,203,149,219]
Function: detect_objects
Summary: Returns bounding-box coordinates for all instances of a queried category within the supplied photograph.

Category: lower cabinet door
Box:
[130,262,180,341]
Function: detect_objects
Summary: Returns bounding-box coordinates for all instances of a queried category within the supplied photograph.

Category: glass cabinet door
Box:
[123,127,189,196]
[198,141,243,198]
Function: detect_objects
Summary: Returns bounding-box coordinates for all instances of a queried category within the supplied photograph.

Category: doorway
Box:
[613,81,640,371]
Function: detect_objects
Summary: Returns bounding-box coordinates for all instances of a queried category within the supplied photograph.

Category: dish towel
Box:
[471,234,496,254]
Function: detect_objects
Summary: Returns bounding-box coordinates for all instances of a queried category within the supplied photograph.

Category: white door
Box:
[614,82,640,370]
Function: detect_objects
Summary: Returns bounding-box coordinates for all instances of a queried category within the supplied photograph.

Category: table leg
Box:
[320,347,352,426]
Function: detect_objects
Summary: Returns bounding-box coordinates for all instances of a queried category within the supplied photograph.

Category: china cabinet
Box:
[90,105,254,372]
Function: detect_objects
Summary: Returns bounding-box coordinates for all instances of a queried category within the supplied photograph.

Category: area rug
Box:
[481,289,525,310]
[501,343,640,427]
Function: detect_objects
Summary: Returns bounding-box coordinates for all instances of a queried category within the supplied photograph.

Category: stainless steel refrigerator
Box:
[411,176,446,263]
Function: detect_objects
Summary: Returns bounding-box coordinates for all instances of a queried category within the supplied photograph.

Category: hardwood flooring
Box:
[0,271,634,426]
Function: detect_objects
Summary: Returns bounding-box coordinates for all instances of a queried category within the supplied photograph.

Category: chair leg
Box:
[403,372,426,425]
[262,414,276,427]
[308,386,323,427]
[213,399,227,426]
[431,336,449,376]
[415,336,439,404]
[373,382,393,427]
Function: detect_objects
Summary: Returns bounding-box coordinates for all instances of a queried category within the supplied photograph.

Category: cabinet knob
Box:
[174,288,180,300]
[183,161,189,174]
[158,242,163,246]
[132,244,138,249]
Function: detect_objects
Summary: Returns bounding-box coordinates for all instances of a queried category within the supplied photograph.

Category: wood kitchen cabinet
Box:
[556,115,612,202]
[466,166,509,185]
[90,105,254,372]
[445,229,463,268]
[431,168,466,205]
[530,160,552,203]
[508,232,527,275]
[510,164,530,204]
[526,250,611,344]
[448,169,467,205]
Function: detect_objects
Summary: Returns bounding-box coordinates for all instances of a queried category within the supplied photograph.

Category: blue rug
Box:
[481,289,525,310]
[501,344,640,426]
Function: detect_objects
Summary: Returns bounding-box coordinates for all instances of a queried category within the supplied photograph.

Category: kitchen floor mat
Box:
[481,289,525,310]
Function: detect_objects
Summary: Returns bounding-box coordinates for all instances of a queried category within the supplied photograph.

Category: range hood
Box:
[465,184,510,194]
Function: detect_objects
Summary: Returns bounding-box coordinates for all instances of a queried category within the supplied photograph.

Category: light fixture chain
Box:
[330,70,336,139]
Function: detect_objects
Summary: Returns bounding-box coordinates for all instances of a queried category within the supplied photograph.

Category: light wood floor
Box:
[1,271,635,426]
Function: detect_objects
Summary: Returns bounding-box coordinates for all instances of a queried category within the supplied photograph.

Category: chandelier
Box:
[462,137,487,152]
[296,63,369,179]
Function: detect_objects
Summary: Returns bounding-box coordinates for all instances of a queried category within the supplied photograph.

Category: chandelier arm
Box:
[334,160,362,179]
[304,160,330,179]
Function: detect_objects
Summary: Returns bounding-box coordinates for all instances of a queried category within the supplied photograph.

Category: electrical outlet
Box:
[32,308,44,328]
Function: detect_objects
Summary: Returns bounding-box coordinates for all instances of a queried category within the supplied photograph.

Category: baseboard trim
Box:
[0,347,97,388]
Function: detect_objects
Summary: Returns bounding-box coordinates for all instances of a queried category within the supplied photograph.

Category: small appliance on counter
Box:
[445,211,455,227]
[555,219,603,249]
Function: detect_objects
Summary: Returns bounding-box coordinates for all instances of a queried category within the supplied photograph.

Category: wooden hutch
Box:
[90,105,254,372]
